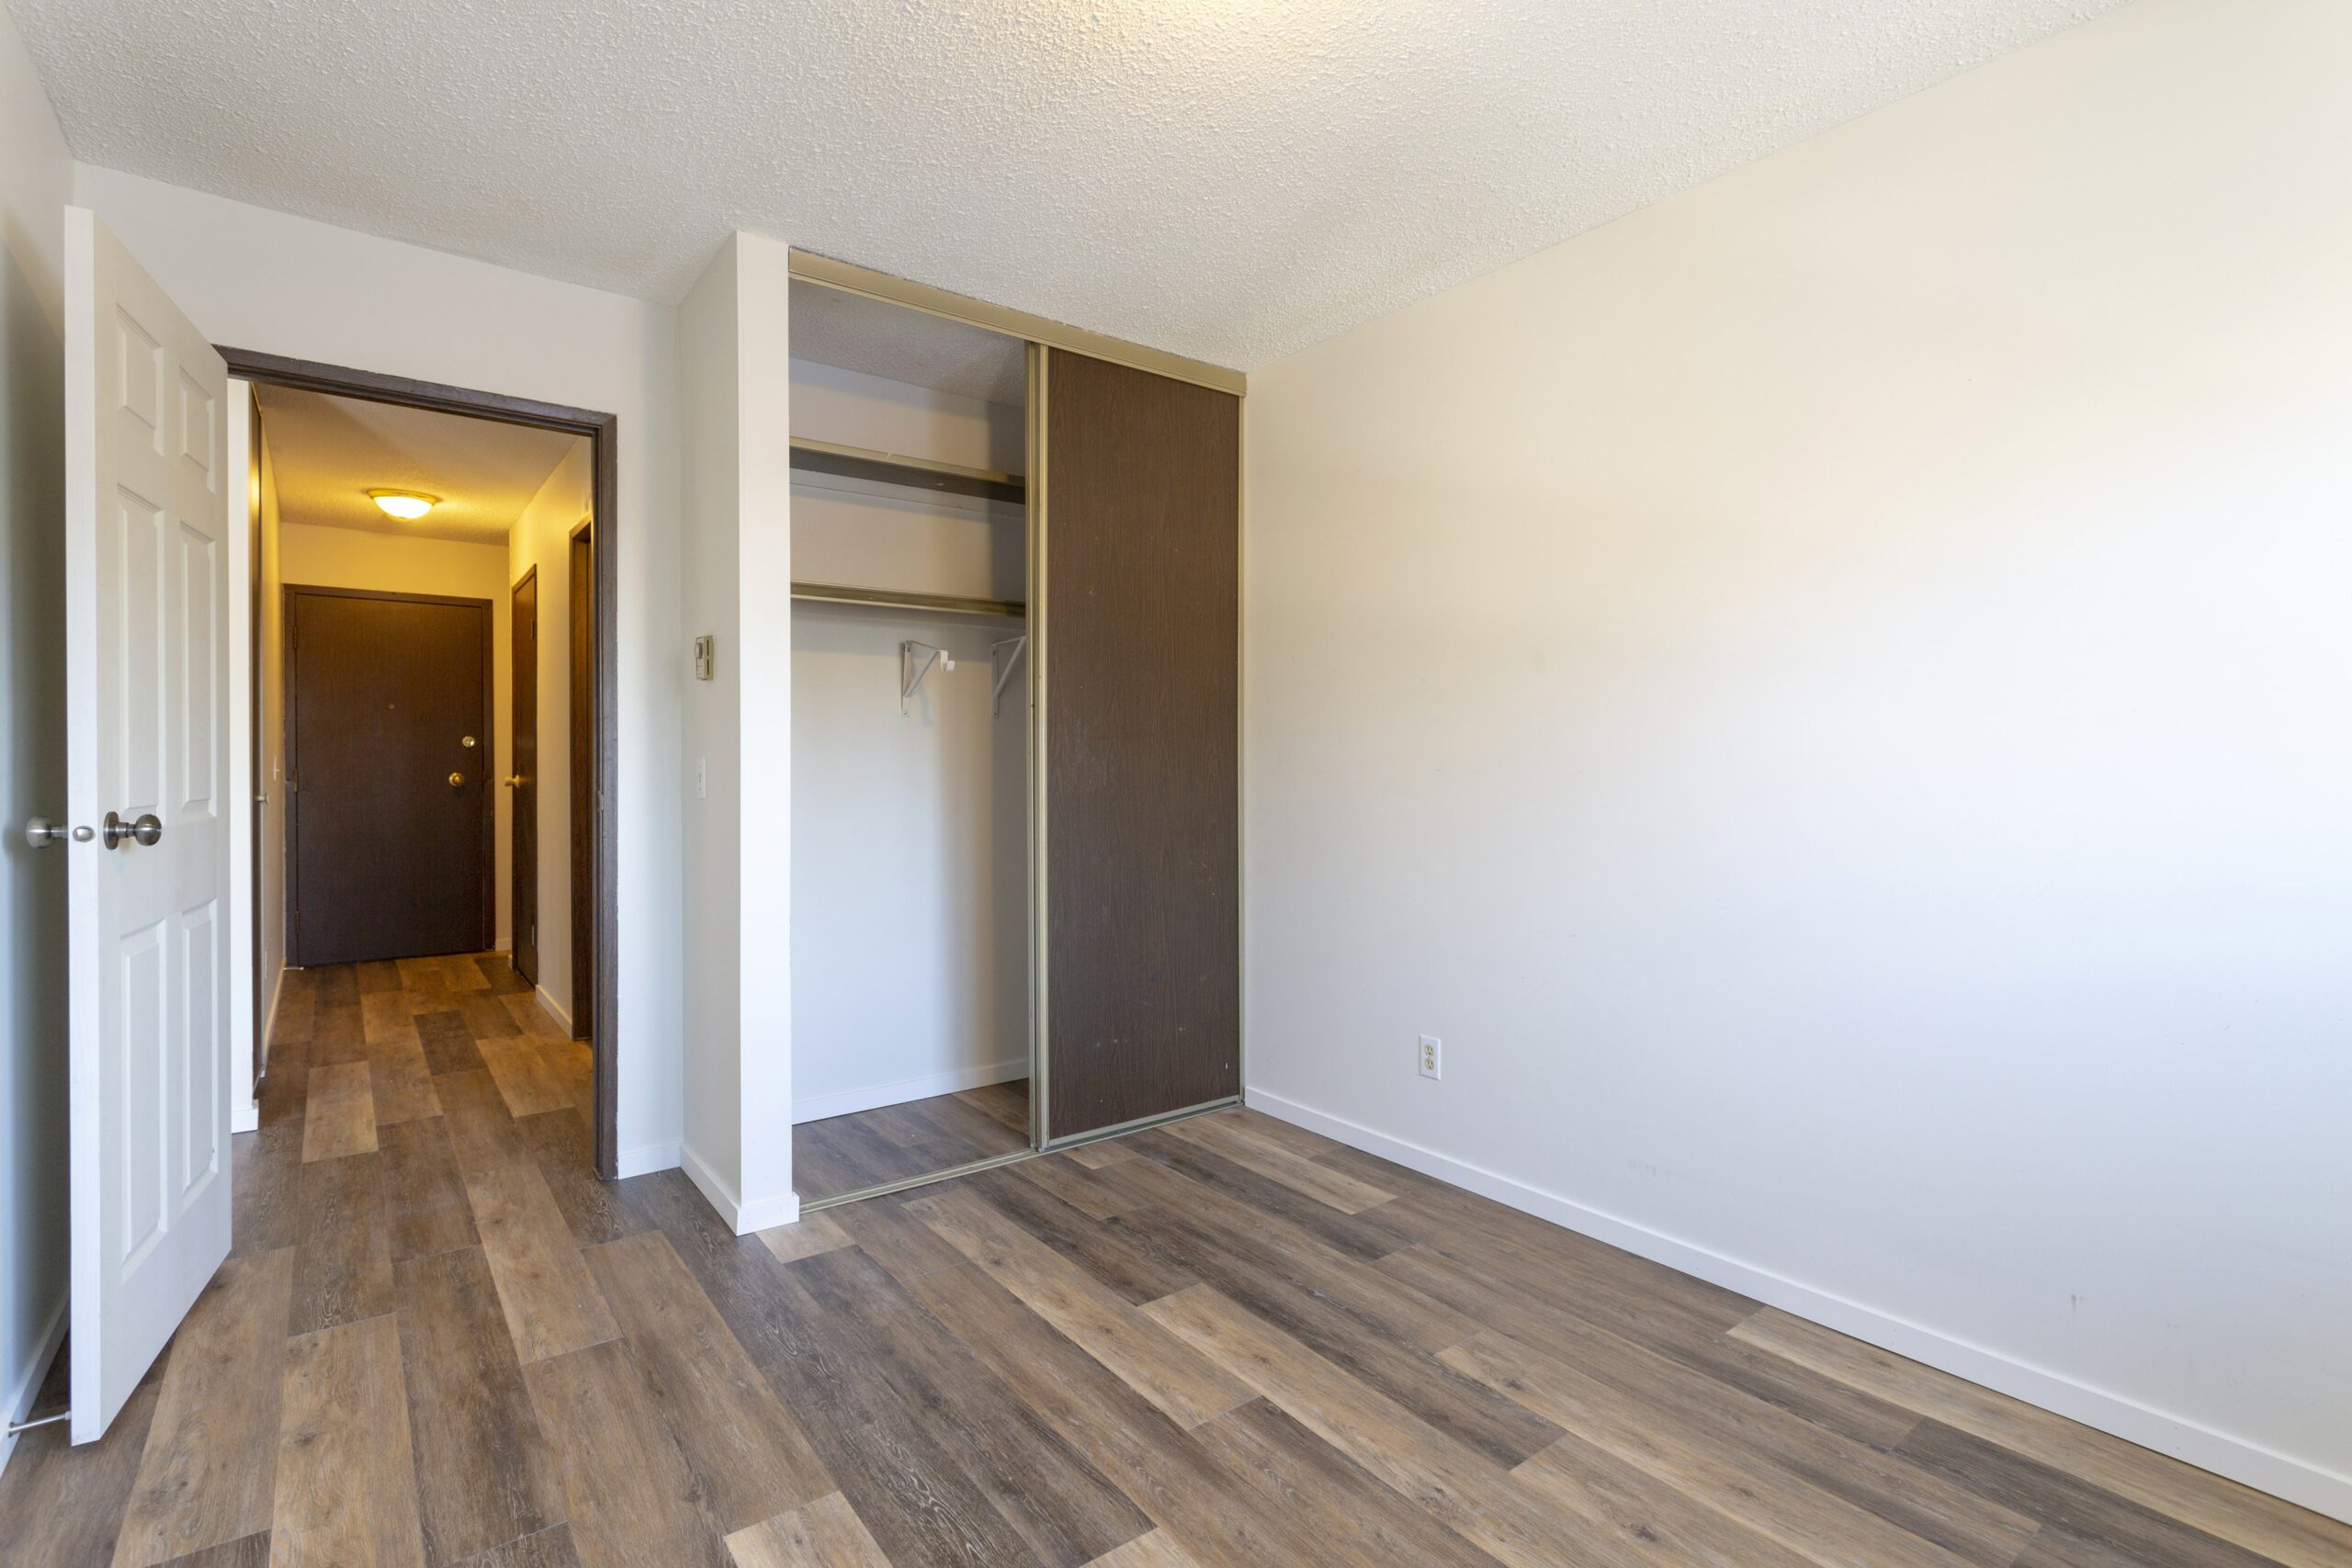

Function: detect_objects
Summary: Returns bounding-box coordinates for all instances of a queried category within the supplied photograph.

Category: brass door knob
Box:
[448,772,466,788]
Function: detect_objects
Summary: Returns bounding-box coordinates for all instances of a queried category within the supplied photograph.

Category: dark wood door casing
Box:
[512,567,539,987]
[286,585,493,966]
[568,523,594,1041]
[1045,351,1242,1139]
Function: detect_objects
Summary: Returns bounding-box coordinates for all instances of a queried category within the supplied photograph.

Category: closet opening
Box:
[787,279,1037,1207]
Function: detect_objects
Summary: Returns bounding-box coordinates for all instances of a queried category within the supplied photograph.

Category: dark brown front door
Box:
[512,568,538,987]
[287,586,492,965]
[1044,350,1241,1139]
[568,523,594,1040]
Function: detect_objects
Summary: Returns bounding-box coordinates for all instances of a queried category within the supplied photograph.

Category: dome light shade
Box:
[368,489,438,520]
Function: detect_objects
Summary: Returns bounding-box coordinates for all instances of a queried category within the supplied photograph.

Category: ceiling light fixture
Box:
[368,488,439,521]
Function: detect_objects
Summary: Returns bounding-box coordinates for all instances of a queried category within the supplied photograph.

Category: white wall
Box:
[1242,0,2352,1520]
[274,518,516,946]
[789,363,1027,1120]
[678,232,797,1230]
[0,0,72,1474]
[509,442,594,1029]
[69,163,686,1174]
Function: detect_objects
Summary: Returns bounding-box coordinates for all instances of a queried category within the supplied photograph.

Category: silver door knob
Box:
[24,817,94,847]
[101,811,163,849]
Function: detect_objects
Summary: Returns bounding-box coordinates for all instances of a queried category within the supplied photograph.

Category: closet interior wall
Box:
[787,330,1031,1142]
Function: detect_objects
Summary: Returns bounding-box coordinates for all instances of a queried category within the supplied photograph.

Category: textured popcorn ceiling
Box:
[15,0,2119,369]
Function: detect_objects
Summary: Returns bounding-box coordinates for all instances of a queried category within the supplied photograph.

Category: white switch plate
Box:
[1419,1033,1442,1079]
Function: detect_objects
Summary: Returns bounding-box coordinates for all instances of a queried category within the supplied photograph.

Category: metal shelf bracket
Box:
[990,636,1026,715]
[901,640,954,715]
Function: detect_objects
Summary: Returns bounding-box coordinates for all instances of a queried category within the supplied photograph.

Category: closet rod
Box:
[790,581,1028,619]
[790,436,1026,504]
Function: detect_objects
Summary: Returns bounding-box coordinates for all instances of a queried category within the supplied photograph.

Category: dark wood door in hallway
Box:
[3,1001,2342,1566]
[286,587,493,964]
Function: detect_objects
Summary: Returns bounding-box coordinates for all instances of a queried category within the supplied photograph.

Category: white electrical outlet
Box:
[1419,1033,1442,1080]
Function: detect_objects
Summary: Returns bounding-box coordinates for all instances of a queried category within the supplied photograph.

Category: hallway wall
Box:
[507,442,594,1032]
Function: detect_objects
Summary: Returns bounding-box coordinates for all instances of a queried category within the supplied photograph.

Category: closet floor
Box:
[793,1079,1031,1204]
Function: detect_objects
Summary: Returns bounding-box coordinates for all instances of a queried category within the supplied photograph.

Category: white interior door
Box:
[63,207,232,1444]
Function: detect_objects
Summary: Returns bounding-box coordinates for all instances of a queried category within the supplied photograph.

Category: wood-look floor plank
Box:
[1141,1284,1646,1568]
[1063,1139,1136,1171]
[356,959,404,994]
[393,1246,567,1566]
[230,1113,302,1258]
[515,1108,649,1247]
[1188,1397,1509,1568]
[1440,1329,1985,1568]
[111,1249,294,1566]
[1159,1112,1394,1213]
[1894,1421,2289,1568]
[447,1523,582,1567]
[525,1339,731,1568]
[1011,1152,1146,1223]
[380,1113,481,1261]
[1511,1426,1822,1568]
[820,1192,967,1287]
[300,1060,378,1162]
[155,1531,270,1566]
[458,992,524,1040]
[366,989,422,1046]
[584,1231,833,1533]
[1125,1130,1413,1263]
[725,1493,892,1568]
[442,954,493,991]
[908,1186,1251,1429]
[370,1033,445,1128]
[503,991,567,1041]
[289,1149,395,1335]
[786,1242,1154,1566]
[416,1010,488,1076]
[902,1261,1350,1568]
[1097,1156,1483,1357]
[757,1211,854,1266]
[0,1376,164,1568]
[965,1164,1194,1304]
[1733,1305,2352,1568]
[478,1035,577,1120]
[1383,1241,1919,1449]
[1080,1530,1204,1568]
[271,1314,426,1568]
[1112,1201,1565,1470]
[462,1155,619,1362]
[625,1172,818,1369]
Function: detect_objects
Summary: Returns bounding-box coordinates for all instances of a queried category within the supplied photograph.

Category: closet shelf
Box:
[791,581,1027,620]
[790,436,1026,504]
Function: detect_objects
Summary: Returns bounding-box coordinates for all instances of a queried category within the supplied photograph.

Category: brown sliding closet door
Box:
[1044,349,1241,1140]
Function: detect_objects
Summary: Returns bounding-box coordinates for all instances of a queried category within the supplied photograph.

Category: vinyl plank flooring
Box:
[289,1149,395,1335]
[584,1231,833,1533]
[33,1070,2352,1568]
[1440,1329,1985,1568]
[300,1059,378,1162]
[459,991,525,1040]
[379,1113,481,1261]
[503,991,567,1041]
[416,1009,488,1075]
[907,1186,1251,1429]
[111,1249,294,1566]
[461,1156,619,1362]
[724,1492,892,1568]
[786,1242,1153,1566]
[525,1339,732,1568]
[1734,1305,2352,1568]
[1159,1111,1394,1213]
[1141,1284,1645,1568]
[393,1246,568,1566]
[791,1088,1030,1206]
[366,988,423,1046]
[270,1314,427,1568]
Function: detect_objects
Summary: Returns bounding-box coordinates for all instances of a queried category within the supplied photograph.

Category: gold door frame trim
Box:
[789,250,1248,399]
[1027,343,1052,1147]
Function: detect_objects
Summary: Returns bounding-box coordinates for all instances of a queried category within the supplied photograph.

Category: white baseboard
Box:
[0,1294,69,1479]
[791,1058,1028,1125]
[535,984,573,1038]
[1245,1087,2352,1527]
[679,1143,800,1235]
[616,1141,681,1179]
